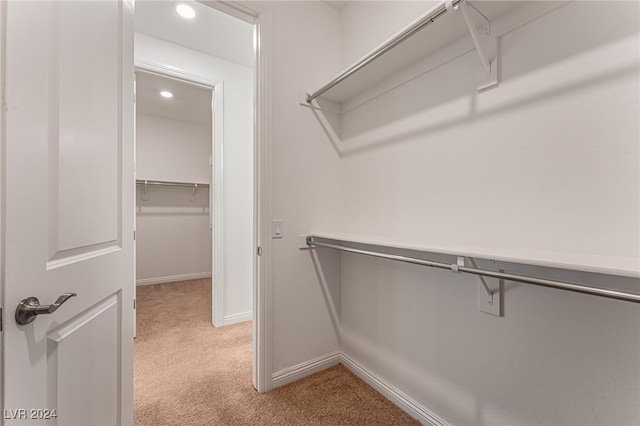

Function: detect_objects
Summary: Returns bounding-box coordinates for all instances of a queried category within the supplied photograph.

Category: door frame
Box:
[136,0,274,393]
[0,0,6,413]
[133,64,222,328]
[204,0,273,393]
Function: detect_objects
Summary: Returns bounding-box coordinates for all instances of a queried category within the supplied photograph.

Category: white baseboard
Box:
[272,351,341,389]
[223,311,253,326]
[271,351,448,426]
[339,353,448,426]
[136,272,211,286]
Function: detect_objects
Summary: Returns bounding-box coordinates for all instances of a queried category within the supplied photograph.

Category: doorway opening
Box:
[134,69,214,323]
[132,0,262,419]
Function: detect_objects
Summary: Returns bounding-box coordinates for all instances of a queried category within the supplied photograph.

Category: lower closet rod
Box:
[306,237,640,304]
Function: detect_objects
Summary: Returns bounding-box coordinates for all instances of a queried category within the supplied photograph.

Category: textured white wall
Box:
[267,1,344,372]
[136,186,211,282]
[340,1,438,67]
[337,1,639,270]
[135,33,254,318]
[135,113,211,283]
[136,113,211,184]
[334,1,640,425]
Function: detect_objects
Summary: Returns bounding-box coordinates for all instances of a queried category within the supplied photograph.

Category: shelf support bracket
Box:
[448,1,499,91]
[468,257,503,317]
[467,257,494,304]
[142,180,148,201]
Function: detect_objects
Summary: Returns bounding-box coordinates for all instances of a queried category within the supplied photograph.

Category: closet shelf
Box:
[136,179,209,188]
[304,1,526,105]
[302,232,640,279]
[303,235,640,305]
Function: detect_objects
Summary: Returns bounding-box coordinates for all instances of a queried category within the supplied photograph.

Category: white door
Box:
[3,1,134,425]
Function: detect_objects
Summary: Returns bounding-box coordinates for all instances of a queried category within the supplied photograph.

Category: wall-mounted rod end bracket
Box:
[305,93,313,103]
[299,235,313,249]
[445,0,458,13]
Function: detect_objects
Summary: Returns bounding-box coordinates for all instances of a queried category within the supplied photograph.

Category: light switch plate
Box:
[272,219,283,239]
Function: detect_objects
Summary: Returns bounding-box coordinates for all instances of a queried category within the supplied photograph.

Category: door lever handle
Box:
[15,293,77,325]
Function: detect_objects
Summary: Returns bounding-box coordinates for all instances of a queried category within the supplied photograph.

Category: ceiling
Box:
[136,71,212,125]
[135,1,254,68]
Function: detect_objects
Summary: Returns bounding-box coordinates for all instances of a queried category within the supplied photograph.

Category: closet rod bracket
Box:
[191,183,198,202]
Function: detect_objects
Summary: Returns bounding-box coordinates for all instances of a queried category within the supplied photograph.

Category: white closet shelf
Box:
[136,179,210,188]
[304,232,640,279]
[304,1,567,106]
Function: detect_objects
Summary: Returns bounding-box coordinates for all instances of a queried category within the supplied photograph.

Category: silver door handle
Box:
[15,293,76,325]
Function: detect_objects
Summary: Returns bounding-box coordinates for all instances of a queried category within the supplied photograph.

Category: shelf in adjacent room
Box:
[136,179,210,188]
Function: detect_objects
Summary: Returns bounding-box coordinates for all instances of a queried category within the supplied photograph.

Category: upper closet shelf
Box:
[304,1,540,105]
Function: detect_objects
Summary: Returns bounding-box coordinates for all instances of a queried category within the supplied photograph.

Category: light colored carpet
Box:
[135,279,419,425]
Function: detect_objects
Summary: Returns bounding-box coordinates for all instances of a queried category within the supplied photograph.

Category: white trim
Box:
[0,0,6,415]
[212,82,225,328]
[199,1,263,24]
[135,60,219,89]
[253,7,273,394]
[339,353,449,426]
[272,351,342,389]
[136,272,211,286]
[196,0,271,393]
[223,310,253,326]
[254,5,273,395]
[271,351,449,425]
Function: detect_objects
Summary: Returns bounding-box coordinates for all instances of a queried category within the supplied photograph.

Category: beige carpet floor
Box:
[134,279,419,426]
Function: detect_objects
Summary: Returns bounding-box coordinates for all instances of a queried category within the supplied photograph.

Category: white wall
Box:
[136,113,211,184]
[340,1,438,68]
[136,113,211,283]
[331,1,640,425]
[135,33,254,320]
[337,2,639,263]
[136,186,211,284]
[266,1,344,374]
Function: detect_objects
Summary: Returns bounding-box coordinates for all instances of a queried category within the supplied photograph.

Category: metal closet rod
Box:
[306,0,466,103]
[136,179,209,188]
[306,236,640,304]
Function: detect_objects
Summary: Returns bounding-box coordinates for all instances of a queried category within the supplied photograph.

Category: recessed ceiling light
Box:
[176,4,196,19]
[160,91,173,98]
